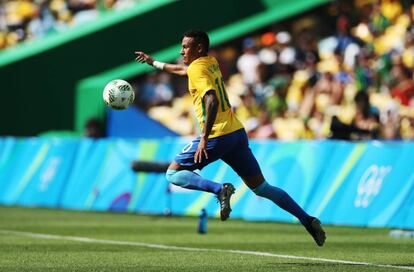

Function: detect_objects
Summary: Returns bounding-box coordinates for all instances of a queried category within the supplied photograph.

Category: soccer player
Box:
[135,29,326,246]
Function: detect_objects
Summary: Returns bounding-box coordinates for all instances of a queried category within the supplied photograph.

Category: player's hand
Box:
[194,138,208,163]
[134,51,154,65]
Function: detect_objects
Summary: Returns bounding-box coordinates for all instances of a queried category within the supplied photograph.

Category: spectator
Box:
[402,32,414,68]
[335,14,357,55]
[235,86,261,129]
[390,64,414,106]
[354,50,374,92]
[84,118,105,138]
[380,101,401,139]
[257,31,278,66]
[253,63,274,104]
[353,90,380,139]
[68,0,99,26]
[249,110,277,139]
[370,3,391,36]
[265,75,289,118]
[277,31,296,66]
[236,37,261,86]
[330,115,372,140]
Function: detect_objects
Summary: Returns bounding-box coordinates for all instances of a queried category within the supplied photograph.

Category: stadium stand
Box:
[1,0,413,140]
[0,0,146,49]
[0,0,329,136]
[130,0,414,140]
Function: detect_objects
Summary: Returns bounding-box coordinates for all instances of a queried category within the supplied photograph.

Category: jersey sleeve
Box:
[187,63,216,98]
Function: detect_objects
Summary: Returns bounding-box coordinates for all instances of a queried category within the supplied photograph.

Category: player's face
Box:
[181,36,201,65]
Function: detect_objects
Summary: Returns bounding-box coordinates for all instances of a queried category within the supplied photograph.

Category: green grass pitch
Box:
[0,206,413,272]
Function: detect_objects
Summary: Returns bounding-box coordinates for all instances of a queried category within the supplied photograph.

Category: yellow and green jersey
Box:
[187,56,243,138]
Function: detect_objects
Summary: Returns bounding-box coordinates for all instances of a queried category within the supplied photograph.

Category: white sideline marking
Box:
[1,229,413,271]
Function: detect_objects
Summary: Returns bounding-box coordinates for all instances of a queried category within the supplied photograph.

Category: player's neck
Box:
[196,54,209,61]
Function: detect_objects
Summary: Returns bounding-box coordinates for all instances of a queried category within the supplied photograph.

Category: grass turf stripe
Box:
[1,229,413,271]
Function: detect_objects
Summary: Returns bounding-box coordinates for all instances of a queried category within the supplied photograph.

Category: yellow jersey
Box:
[187,56,243,138]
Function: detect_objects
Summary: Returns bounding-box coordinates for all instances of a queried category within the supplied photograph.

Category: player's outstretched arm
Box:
[134,51,187,76]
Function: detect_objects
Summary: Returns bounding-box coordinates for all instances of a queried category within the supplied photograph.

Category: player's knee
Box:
[166,169,178,184]
[252,181,269,196]
[166,169,188,187]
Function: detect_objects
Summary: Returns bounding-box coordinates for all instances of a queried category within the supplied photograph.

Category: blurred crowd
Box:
[133,0,414,141]
[0,0,145,49]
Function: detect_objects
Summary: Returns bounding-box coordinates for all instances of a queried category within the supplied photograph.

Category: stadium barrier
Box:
[1,137,413,229]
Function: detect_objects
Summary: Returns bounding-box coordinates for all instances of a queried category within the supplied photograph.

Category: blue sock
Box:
[166,169,222,194]
[252,181,310,226]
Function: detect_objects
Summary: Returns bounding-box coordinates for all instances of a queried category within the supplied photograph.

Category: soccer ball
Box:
[103,79,135,110]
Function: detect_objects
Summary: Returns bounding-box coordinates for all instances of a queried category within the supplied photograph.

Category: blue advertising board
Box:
[0,137,413,229]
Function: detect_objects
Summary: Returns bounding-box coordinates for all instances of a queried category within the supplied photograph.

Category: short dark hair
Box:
[183,29,210,53]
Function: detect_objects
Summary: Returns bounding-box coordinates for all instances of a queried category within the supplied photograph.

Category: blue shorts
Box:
[174,129,262,177]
